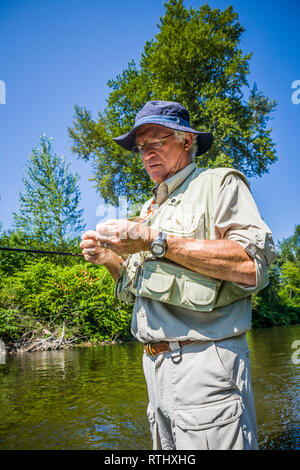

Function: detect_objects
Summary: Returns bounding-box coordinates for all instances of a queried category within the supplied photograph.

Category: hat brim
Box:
[113,121,213,156]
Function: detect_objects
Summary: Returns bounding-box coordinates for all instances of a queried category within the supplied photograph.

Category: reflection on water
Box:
[248,325,300,450]
[0,342,150,450]
[0,324,299,450]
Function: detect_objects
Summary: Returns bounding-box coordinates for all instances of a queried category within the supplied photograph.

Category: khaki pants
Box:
[143,334,258,450]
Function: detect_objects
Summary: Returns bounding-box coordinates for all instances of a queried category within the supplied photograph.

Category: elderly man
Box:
[80,100,276,450]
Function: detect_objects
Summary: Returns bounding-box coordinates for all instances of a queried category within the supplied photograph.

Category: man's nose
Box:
[142,149,157,160]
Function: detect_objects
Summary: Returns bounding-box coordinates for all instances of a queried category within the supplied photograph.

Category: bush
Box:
[0,259,133,346]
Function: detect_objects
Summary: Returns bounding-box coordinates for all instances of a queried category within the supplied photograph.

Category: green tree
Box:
[0,195,33,276]
[0,230,33,277]
[277,225,300,308]
[13,134,86,248]
[252,225,300,327]
[68,0,277,206]
[278,224,300,265]
[278,261,300,308]
[0,260,133,347]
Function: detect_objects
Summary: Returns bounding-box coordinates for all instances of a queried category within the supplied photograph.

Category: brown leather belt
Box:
[144,340,192,357]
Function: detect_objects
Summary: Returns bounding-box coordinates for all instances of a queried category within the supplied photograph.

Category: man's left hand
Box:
[96,219,157,255]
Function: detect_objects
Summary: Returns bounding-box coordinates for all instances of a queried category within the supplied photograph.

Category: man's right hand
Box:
[80,230,113,265]
[80,230,124,281]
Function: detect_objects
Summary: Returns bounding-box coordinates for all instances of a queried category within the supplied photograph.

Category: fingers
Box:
[80,231,100,255]
[96,224,120,246]
[80,238,99,250]
[84,219,144,258]
[96,221,117,237]
[81,231,100,252]
[81,238,109,254]
[81,243,99,256]
[80,235,112,255]
[96,219,136,243]
[81,230,98,238]
[80,227,117,265]
[81,244,109,264]
[96,219,129,233]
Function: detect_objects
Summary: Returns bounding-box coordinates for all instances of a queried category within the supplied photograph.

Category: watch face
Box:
[150,232,167,258]
[152,243,164,256]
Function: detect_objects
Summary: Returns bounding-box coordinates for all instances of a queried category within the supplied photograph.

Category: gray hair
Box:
[173,130,197,160]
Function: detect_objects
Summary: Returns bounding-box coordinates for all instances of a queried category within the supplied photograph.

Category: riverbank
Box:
[3,331,132,355]
[2,326,137,355]
[2,318,299,355]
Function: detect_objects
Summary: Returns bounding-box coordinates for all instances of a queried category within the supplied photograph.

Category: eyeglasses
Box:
[132,132,174,156]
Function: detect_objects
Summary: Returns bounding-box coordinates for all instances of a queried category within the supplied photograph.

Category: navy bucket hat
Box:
[113,100,213,156]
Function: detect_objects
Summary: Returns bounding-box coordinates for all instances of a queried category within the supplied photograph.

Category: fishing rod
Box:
[0,246,82,257]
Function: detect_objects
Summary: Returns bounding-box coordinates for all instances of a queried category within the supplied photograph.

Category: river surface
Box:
[0,324,299,450]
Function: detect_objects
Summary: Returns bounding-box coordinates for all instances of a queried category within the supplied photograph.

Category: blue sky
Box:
[0,0,299,245]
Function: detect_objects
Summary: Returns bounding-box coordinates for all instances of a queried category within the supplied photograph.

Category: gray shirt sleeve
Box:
[213,174,277,291]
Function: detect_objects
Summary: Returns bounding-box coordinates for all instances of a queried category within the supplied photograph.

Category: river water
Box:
[0,324,299,450]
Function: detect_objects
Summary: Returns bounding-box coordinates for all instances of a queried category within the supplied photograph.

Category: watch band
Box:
[158,231,167,242]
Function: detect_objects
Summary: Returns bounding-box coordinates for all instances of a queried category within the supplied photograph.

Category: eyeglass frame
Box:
[132,132,174,156]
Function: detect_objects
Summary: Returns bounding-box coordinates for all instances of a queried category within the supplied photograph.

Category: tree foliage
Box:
[13,134,85,248]
[68,0,277,206]
[277,225,300,308]
[0,260,132,346]
[0,231,33,276]
[252,225,300,326]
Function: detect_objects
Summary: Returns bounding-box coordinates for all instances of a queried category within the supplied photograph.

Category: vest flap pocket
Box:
[137,259,221,311]
[175,396,243,431]
[145,272,175,293]
[182,278,218,311]
[138,270,175,302]
[160,212,205,236]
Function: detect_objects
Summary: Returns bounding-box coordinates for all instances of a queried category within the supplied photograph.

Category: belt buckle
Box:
[145,342,156,357]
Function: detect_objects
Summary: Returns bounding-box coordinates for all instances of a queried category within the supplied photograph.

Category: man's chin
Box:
[147,166,167,183]
[150,175,166,184]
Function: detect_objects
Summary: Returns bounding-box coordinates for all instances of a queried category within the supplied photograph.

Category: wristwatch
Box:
[150,231,167,258]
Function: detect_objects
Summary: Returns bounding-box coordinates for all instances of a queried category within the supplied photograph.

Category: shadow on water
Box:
[0,324,299,450]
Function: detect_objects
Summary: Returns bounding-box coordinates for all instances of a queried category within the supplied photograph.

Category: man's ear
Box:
[184,133,194,150]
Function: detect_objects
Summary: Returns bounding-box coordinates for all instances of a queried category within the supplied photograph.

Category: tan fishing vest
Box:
[115,167,267,311]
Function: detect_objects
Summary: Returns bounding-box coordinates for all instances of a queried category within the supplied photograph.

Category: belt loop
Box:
[169,341,182,363]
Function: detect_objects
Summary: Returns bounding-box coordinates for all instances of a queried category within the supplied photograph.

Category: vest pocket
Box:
[139,270,175,302]
[137,259,221,312]
[159,212,205,238]
[182,278,218,311]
